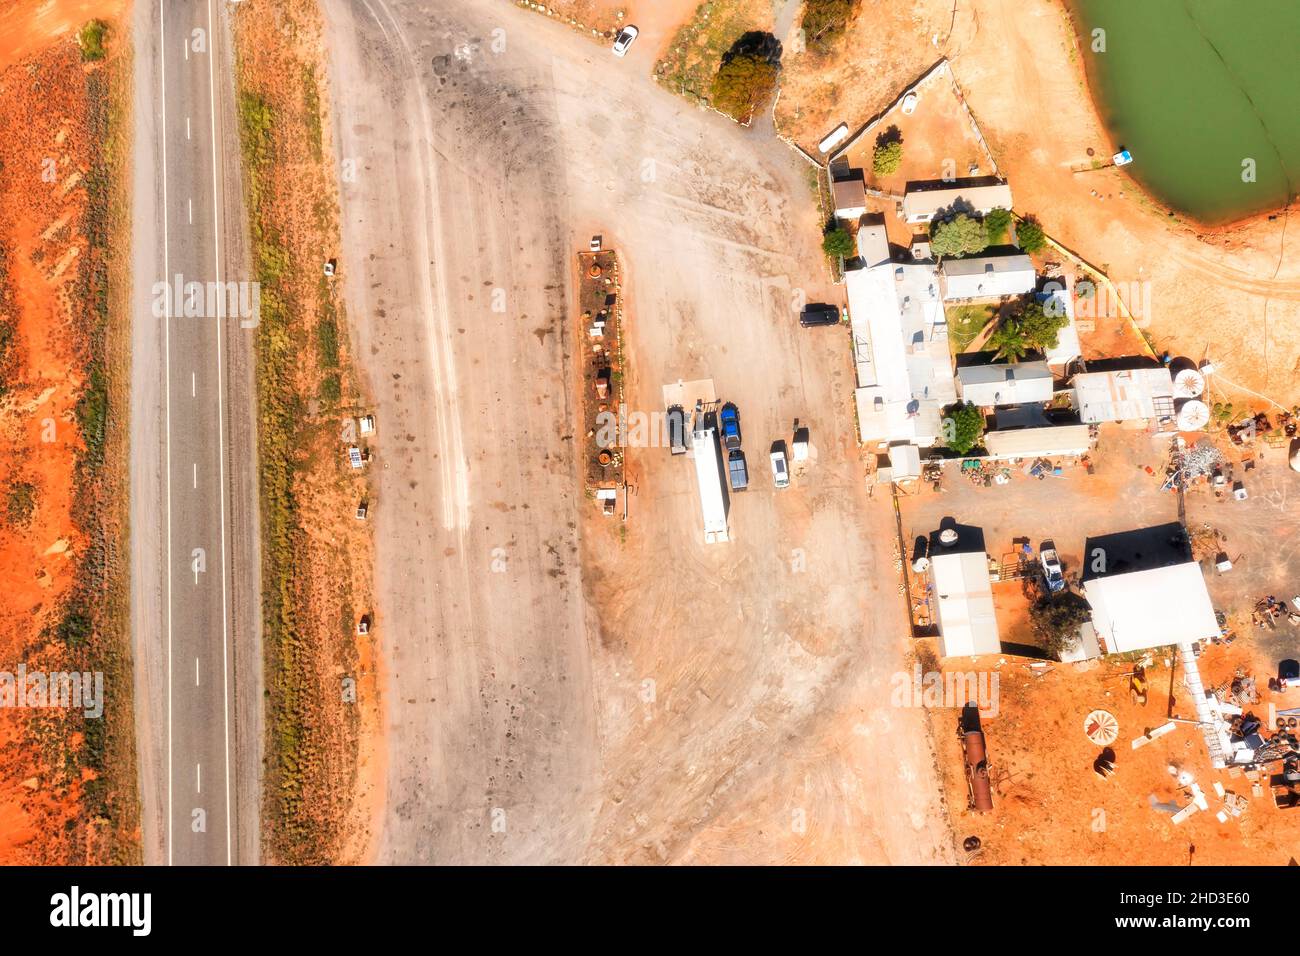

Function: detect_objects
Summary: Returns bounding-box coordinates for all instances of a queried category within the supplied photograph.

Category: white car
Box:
[612,26,638,57]
[770,448,789,489]
[1040,542,1065,593]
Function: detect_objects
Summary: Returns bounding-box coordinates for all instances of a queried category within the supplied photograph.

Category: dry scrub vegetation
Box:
[0,10,138,864]
[232,0,379,864]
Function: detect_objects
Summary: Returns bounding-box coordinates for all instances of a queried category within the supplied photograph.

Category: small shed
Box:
[832,177,868,219]
[931,550,1001,658]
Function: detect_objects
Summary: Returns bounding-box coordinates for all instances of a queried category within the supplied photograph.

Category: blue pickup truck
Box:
[719,403,741,451]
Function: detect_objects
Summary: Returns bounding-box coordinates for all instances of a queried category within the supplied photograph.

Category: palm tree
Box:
[990,320,1028,362]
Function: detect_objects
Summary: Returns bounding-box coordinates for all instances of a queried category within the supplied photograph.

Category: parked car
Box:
[719,403,741,450]
[1040,542,1065,593]
[799,304,842,328]
[770,444,789,488]
[611,25,638,57]
[728,450,748,492]
[666,405,687,455]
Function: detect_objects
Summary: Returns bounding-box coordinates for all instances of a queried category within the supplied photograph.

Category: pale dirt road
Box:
[322,0,955,864]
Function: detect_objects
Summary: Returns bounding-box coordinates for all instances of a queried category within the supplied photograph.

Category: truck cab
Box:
[719,403,741,450]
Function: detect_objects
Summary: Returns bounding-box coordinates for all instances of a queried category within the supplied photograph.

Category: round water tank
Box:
[1290,440,1300,473]
[938,528,959,547]
[1175,399,1210,432]
[912,556,930,574]
[1172,367,1205,398]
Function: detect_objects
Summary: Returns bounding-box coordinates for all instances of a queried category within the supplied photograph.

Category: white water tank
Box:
[938,528,959,547]
[1172,367,1205,398]
[1175,399,1210,432]
[1290,441,1300,474]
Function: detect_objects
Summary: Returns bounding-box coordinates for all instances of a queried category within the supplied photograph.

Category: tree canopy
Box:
[1016,216,1047,253]
[711,53,779,123]
[822,227,855,258]
[930,213,988,257]
[942,402,985,455]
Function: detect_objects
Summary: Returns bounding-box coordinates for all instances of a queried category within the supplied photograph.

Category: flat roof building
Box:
[845,258,956,448]
[942,254,1036,301]
[957,360,1054,407]
[902,180,1013,224]
[931,549,1001,658]
[1081,524,1219,654]
[1072,365,1175,424]
[983,422,1092,460]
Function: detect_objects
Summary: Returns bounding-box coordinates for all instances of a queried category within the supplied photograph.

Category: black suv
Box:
[800,304,842,327]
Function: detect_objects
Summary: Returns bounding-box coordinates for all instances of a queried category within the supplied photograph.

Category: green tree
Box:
[984,207,1012,245]
[78,20,107,61]
[710,53,779,123]
[1029,592,1092,659]
[942,402,985,455]
[1016,216,1047,253]
[802,0,858,53]
[872,140,903,176]
[989,321,1029,362]
[1016,300,1068,351]
[930,213,988,257]
[822,227,855,258]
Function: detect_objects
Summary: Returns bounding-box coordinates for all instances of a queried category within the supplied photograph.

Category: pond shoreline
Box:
[1058,0,1297,234]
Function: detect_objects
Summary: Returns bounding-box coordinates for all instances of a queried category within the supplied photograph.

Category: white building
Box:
[1083,561,1219,655]
[1071,366,1175,424]
[901,182,1013,224]
[983,423,1092,460]
[931,550,1001,658]
[941,254,1036,301]
[957,360,1054,407]
[846,257,956,448]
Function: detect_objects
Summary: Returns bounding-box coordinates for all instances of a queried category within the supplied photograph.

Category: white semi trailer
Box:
[691,426,730,543]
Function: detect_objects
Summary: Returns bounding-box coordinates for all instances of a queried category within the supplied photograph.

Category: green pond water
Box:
[1068,0,1300,224]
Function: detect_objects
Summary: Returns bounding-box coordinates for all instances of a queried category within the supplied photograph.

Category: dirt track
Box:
[321,0,955,864]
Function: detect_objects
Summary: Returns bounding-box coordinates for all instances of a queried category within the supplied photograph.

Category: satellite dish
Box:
[1175,399,1210,432]
[1084,710,1119,746]
[1172,367,1205,398]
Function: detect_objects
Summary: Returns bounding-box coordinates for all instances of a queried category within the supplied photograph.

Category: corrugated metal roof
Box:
[1072,367,1174,423]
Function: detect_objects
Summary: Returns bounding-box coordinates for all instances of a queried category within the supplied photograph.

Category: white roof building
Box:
[845,259,956,448]
[902,182,1013,224]
[931,550,1001,658]
[957,360,1054,407]
[983,423,1092,460]
[941,254,1036,301]
[1084,561,1219,654]
[1072,366,1175,424]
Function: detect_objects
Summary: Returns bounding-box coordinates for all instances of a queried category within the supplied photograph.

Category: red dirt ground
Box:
[0,0,124,863]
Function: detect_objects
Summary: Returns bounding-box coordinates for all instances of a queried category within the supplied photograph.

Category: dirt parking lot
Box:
[321,0,956,864]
